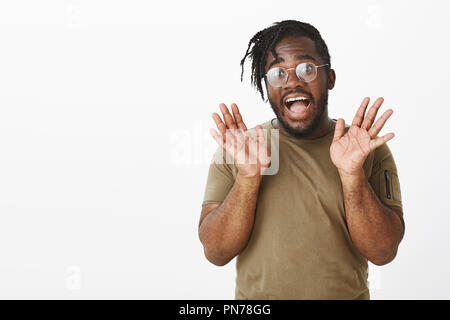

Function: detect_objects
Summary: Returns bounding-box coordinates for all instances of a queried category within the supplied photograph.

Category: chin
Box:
[269,92,328,138]
[282,116,319,138]
[278,105,320,137]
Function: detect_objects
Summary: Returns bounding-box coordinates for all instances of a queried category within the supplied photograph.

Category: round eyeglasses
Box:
[265,62,329,87]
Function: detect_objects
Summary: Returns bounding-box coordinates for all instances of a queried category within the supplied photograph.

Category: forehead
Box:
[265,35,318,67]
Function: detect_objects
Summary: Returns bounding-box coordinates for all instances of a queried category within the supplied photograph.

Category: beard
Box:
[269,89,329,139]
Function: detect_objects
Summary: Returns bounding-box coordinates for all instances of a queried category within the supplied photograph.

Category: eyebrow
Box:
[267,54,317,69]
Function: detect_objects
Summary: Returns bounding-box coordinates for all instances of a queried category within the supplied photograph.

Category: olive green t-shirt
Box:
[201,118,403,300]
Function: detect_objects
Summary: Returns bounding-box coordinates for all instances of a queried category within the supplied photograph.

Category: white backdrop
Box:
[0,0,449,299]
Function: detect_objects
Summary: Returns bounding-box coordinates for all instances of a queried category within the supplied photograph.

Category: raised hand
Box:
[210,103,270,178]
[330,97,395,175]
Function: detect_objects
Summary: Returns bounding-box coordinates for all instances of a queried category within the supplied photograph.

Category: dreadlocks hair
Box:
[240,20,331,101]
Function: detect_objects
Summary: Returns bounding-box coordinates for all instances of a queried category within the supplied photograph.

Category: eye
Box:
[300,63,315,74]
[269,67,286,78]
[296,62,317,82]
[266,67,288,87]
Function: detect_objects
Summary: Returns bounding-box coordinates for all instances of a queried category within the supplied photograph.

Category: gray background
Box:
[0,0,448,299]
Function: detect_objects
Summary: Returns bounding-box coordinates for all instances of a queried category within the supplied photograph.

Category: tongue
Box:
[290,100,309,114]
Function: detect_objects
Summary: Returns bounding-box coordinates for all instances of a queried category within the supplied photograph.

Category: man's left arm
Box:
[339,169,404,265]
[330,97,405,265]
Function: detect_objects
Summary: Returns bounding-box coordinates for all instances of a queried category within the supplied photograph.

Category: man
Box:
[198,20,404,300]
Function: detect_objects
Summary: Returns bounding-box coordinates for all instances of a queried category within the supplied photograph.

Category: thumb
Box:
[333,118,345,142]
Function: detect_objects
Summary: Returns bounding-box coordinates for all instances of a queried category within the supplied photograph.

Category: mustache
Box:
[280,88,314,105]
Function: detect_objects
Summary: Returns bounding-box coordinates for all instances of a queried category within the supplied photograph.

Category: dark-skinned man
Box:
[198,20,404,300]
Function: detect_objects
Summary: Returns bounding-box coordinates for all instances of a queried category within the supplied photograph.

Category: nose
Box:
[283,68,304,89]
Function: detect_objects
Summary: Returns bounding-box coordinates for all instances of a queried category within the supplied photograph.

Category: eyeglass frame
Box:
[263,62,330,87]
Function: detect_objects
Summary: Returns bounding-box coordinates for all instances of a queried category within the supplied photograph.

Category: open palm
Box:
[330,97,395,175]
[210,103,271,178]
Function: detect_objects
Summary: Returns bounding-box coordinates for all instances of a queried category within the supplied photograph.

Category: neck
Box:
[273,111,336,140]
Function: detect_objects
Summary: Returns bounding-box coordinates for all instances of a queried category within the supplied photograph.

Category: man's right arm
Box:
[199,102,269,266]
[198,173,262,266]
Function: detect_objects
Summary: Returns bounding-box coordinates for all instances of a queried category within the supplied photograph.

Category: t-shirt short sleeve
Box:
[201,146,238,207]
[368,143,403,216]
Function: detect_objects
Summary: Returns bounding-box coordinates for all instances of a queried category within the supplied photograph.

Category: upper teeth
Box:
[286,96,308,103]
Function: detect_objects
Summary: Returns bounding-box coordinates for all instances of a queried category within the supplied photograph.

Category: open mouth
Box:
[284,96,311,117]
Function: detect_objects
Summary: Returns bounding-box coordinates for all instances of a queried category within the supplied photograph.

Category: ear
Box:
[327,68,336,90]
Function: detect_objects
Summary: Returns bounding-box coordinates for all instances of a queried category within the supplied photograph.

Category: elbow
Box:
[199,235,235,266]
[206,256,232,267]
[198,226,235,266]
[203,246,234,266]
[368,245,399,266]
[198,223,241,266]
[369,256,394,266]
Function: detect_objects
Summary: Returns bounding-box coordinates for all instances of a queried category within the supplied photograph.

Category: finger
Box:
[333,118,345,142]
[256,125,271,159]
[249,125,268,166]
[254,125,267,155]
[254,125,270,165]
[231,103,248,131]
[224,129,238,159]
[219,103,238,129]
[369,132,395,151]
[232,127,246,147]
[211,112,227,137]
[254,125,266,144]
[361,97,384,130]
[235,130,250,165]
[368,109,393,138]
[209,128,225,148]
[351,97,370,127]
[246,131,258,165]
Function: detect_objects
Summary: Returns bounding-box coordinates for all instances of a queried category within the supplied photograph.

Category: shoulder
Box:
[245,119,273,141]
[367,142,399,177]
[372,142,394,165]
[247,119,272,133]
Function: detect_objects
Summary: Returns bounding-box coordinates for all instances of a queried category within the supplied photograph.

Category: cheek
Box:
[311,83,327,100]
[268,88,282,103]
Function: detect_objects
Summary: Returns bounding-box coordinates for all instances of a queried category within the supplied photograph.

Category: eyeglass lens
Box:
[267,62,318,87]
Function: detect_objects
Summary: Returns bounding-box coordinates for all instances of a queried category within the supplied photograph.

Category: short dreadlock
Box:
[240,20,331,101]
